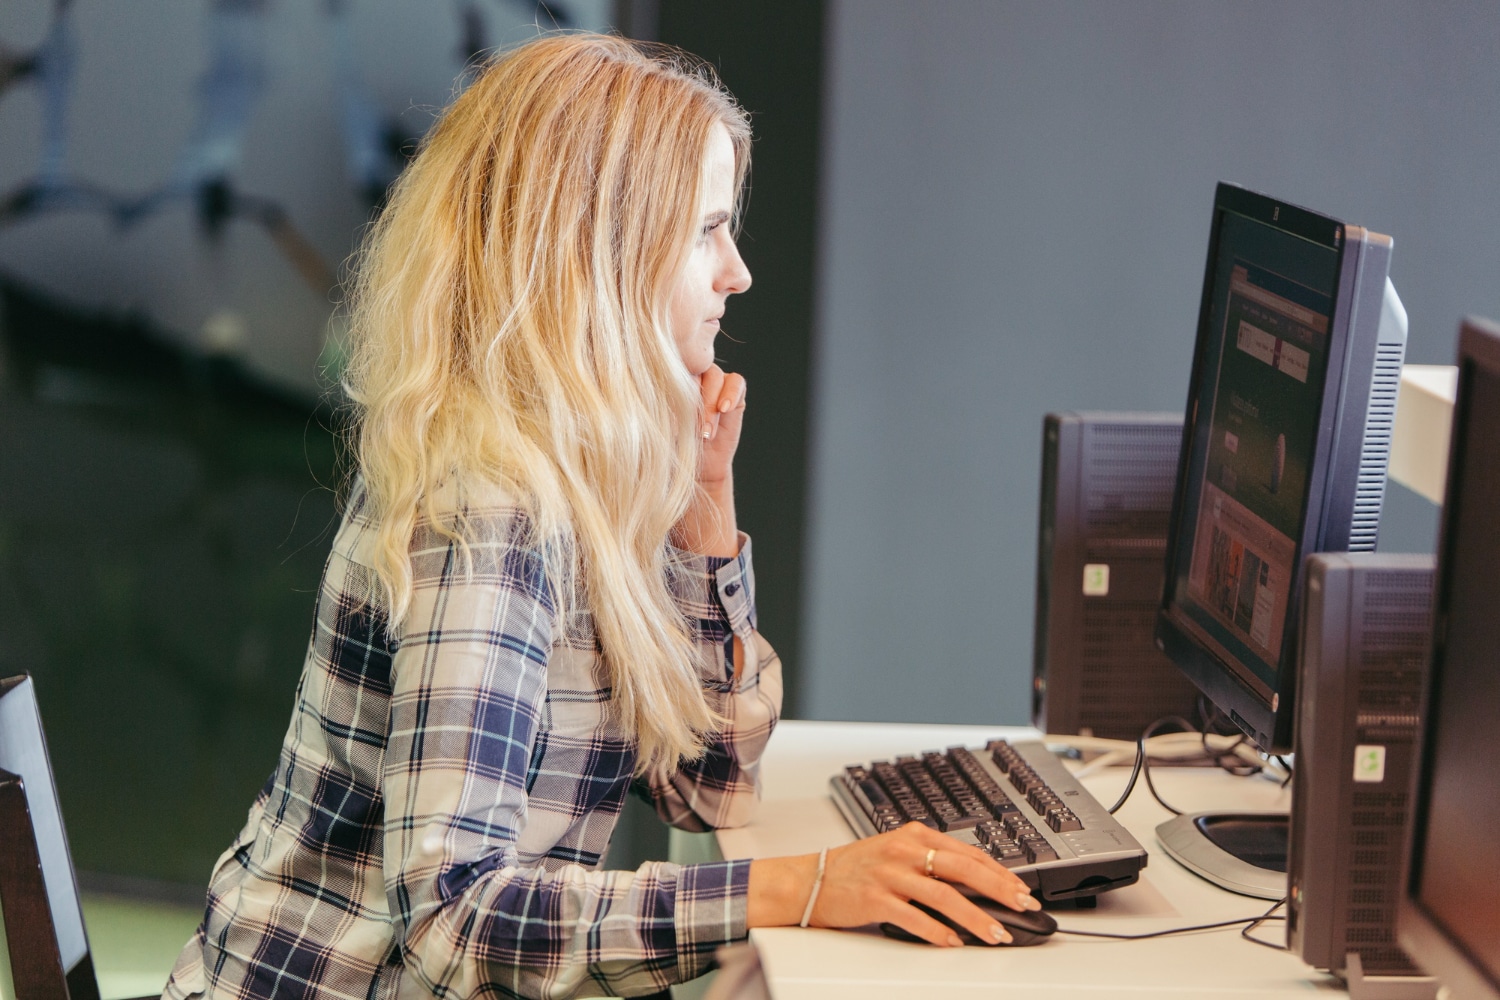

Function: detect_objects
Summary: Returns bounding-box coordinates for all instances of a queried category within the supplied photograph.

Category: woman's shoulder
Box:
[336,475,543,569]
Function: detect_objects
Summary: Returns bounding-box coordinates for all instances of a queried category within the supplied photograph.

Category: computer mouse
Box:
[880,893,1058,947]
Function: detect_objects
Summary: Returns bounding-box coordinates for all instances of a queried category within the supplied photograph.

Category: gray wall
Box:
[802,1,1500,724]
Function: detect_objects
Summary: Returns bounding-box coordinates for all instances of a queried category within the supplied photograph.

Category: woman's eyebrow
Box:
[702,209,731,228]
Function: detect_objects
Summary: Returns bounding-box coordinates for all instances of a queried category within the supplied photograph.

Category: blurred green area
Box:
[0,276,347,887]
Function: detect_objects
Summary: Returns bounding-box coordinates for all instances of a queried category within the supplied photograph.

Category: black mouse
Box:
[880,892,1058,947]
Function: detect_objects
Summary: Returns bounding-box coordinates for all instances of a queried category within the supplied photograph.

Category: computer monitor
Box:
[1150,183,1407,899]
[1396,316,1500,1000]
[1156,182,1408,756]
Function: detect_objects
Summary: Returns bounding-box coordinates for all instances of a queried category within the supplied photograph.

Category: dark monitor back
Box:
[1156,182,1407,753]
[1032,412,1201,739]
[0,674,98,998]
[1398,317,1500,1000]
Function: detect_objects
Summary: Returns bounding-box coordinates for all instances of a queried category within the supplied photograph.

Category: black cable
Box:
[1105,736,1144,814]
[1108,712,1289,814]
[1195,698,1265,777]
[1273,755,1294,789]
[1203,726,1252,774]
[1111,716,1195,815]
[1059,914,1286,941]
[1141,747,1183,816]
[1240,897,1289,950]
[1059,897,1288,943]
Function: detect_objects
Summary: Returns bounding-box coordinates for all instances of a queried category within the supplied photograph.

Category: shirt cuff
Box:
[711,534,756,636]
[669,532,757,634]
[673,859,752,984]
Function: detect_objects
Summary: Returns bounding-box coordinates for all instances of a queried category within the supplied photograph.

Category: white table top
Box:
[715,719,1341,999]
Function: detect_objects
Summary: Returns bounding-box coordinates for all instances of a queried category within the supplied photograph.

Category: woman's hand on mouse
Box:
[747,822,1041,946]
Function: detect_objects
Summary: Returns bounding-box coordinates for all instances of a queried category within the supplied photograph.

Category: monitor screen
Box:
[1173,222,1336,691]
[1399,317,1500,1000]
[1157,183,1405,753]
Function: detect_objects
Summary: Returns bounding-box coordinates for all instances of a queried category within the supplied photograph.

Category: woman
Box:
[165,33,1037,1000]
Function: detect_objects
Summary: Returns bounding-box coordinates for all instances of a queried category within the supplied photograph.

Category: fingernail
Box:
[719,398,732,412]
[990,924,1011,944]
[1022,896,1042,911]
[946,933,963,948]
[702,423,712,439]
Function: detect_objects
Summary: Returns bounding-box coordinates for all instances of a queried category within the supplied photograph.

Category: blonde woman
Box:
[164,33,1037,1000]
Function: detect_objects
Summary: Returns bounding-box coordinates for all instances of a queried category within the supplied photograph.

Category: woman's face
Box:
[667,123,752,375]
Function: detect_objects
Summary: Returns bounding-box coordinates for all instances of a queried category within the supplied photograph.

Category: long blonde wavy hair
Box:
[342,33,751,773]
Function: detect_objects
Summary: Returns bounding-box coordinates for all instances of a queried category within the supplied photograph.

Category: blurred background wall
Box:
[801,0,1500,726]
[3,0,1498,898]
[0,0,824,893]
[0,0,616,891]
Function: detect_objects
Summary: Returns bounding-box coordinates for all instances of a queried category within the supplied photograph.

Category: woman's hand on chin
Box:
[696,363,746,487]
[672,364,744,558]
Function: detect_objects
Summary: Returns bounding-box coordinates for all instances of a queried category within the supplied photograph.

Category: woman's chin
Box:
[681,352,716,377]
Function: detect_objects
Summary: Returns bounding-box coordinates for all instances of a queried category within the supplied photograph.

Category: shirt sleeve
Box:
[636,534,785,832]
[383,519,755,999]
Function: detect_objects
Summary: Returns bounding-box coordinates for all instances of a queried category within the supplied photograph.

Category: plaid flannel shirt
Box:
[163,482,782,999]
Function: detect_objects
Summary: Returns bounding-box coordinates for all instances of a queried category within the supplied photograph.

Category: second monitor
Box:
[1156,182,1408,756]
[1150,182,1408,900]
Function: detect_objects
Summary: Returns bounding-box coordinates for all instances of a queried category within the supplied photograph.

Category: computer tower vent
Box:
[1348,343,1404,552]
[1032,413,1201,740]
[1083,427,1179,538]
[1287,553,1433,981]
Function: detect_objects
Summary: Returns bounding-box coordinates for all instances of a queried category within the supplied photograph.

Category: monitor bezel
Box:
[1396,316,1500,1000]
[1156,182,1367,754]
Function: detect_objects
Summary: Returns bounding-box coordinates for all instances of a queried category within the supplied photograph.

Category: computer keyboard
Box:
[830,740,1149,902]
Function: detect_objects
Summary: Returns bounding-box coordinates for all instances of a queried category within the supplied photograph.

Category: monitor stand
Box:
[1154,811,1288,900]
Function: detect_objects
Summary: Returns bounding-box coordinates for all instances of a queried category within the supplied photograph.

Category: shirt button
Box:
[724,582,740,596]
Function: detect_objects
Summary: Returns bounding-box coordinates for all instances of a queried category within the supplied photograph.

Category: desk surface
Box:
[717,720,1341,1000]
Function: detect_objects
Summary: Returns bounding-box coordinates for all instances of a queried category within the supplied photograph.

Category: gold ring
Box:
[924,848,937,878]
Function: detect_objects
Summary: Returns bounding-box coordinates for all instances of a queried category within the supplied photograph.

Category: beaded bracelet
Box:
[799,846,829,928]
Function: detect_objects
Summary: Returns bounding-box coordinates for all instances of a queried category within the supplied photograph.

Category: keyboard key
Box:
[1027,787,1062,812]
[988,745,1020,774]
[993,847,1028,868]
[846,769,896,815]
[989,797,1021,820]
[1025,840,1060,865]
[1003,814,1036,839]
[1047,807,1083,833]
[937,813,980,833]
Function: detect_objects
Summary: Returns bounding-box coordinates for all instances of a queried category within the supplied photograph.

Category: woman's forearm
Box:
[674,473,739,558]
[747,854,819,927]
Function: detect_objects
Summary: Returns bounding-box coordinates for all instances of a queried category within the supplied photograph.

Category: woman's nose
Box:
[719,243,752,295]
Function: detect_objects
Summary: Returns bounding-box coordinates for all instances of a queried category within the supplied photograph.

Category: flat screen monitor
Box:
[1397,316,1500,1000]
[1156,182,1407,755]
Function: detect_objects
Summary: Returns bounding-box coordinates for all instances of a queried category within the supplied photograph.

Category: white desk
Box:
[706,719,1342,999]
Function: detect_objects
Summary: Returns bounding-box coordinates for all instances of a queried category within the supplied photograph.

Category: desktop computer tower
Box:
[1031,412,1202,739]
[1289,552,1434,984]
